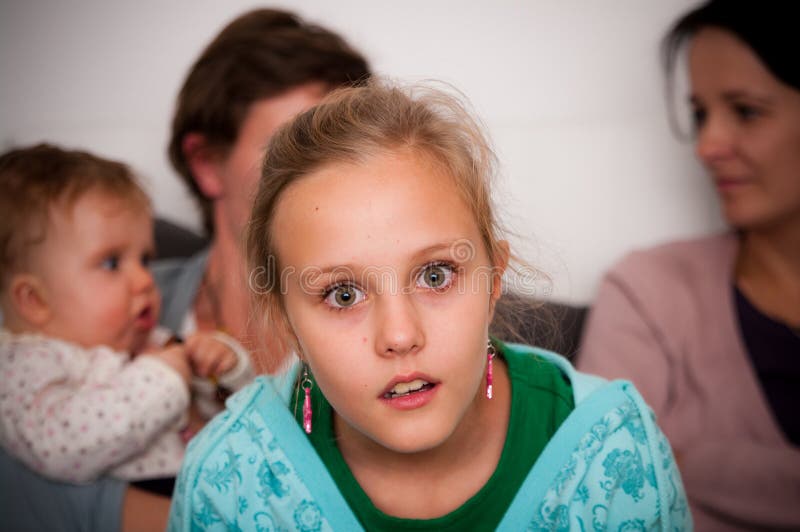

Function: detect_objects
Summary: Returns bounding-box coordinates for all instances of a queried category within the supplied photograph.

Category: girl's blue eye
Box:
[324,284,365,309]
[101,256,120,271]
[417,262,454,290]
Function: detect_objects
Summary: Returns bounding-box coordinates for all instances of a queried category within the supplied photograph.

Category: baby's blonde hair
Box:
[247,80,529,367]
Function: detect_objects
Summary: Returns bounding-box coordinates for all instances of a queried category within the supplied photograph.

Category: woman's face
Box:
[270,150,505,455]
[689,28,800,230]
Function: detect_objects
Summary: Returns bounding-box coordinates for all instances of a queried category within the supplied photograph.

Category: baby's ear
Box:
[182,133,224,199]
[9,274,51,326]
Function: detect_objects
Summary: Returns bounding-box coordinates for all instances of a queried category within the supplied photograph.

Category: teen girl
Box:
[168,82,690,531]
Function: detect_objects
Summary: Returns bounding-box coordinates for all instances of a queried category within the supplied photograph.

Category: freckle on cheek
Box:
[362,337,367,343]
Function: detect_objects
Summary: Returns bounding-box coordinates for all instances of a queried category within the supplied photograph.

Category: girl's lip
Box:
[379,381,439,411]
[379,372,439,398]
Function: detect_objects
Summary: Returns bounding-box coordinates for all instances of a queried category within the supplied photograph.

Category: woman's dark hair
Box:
[663,1,798,91]
[661,1,797,136]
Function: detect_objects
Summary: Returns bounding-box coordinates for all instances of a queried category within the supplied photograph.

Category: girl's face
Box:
[689,28,800,230]
[271,150,505,454]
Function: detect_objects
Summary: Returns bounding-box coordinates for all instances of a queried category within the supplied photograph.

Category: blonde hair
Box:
[247,80,533,367]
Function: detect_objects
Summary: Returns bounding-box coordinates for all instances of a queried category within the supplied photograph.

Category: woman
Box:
[578,1,800,530]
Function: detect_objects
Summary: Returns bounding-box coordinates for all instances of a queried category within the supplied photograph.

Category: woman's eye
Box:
[324,284,365,309]
[734,103,759,122]
[691,106,706,131]
[101,256,120,271]
[417,263,454,290]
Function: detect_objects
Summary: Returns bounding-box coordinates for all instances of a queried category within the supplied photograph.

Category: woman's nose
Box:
[695,113,736,165]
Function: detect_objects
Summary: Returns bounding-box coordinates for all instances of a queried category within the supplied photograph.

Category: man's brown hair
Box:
[168,9,371,235]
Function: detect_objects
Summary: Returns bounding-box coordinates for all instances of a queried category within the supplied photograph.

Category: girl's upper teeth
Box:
[391,379,428,395]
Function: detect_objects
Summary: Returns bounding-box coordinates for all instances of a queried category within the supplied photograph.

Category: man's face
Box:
[213,82,328,240]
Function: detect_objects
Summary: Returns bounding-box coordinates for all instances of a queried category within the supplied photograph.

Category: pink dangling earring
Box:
[486,341,496,399]
[302,364,313,434]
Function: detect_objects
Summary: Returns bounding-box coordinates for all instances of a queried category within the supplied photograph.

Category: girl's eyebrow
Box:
[410,240,462,262]
[315,263,359,275]
[313,240,464,274]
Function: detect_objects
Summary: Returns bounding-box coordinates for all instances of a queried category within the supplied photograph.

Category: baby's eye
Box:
[141,253,152,267]
[417,262,455,290]
[324,284,365,309]
[101,256,120,271]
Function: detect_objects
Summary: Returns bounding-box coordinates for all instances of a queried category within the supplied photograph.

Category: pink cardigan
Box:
[578,233,800,531]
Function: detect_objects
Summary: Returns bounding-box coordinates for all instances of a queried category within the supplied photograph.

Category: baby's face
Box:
[32,190,159,353]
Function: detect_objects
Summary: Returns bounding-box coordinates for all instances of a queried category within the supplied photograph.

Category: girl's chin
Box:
[365,419,458,455]
[377,434,451,455]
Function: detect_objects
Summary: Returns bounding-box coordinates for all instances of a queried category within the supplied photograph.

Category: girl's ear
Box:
[182,133,224,199]
[489,240,510,315]
[9,274,51,326]
[276,303,303,361]
[253,297,305,372]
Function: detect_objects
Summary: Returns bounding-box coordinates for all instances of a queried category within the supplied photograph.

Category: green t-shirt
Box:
[291,343,574,531]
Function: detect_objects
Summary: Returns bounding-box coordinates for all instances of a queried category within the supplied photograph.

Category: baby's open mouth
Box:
[135,306,155,329]
[383,379,434,399]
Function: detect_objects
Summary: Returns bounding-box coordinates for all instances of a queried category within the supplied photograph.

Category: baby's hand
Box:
[185,332,237,379]
[146,344,192,384]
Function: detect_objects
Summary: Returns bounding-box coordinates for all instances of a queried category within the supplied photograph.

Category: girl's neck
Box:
[736,217,800,326]
[334,357,511,519]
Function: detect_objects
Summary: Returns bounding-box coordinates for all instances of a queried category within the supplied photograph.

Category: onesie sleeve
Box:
[0,337,190,483]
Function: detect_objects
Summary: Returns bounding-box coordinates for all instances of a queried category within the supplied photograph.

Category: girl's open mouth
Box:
[383,378,435,399]
[380,374,439,410]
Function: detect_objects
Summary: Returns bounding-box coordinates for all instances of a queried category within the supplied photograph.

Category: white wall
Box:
[0,0,726,303]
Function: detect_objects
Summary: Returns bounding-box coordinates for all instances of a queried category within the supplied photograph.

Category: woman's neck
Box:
[736,217,800,326]
[334,357,511,519]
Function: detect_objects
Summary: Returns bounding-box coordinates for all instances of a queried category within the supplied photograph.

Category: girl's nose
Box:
[374,294,424,358]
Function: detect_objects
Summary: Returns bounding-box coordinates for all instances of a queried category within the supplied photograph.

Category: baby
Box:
[0,144,253,486]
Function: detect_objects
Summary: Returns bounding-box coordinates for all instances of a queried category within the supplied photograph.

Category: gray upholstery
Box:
[490,292,587,360]
[154,218,207,260]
